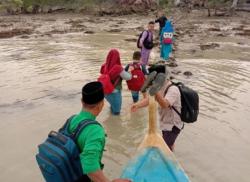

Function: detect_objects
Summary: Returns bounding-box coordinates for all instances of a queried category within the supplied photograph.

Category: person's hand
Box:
[112,179,131,182]
[131,104,138,112]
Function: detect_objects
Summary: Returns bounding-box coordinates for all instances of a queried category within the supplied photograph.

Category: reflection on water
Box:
[0,17,250,182]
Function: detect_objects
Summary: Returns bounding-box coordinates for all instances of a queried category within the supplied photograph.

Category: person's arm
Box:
[141,65,148,75]
[120,70,132,81]
[155,86,179,109]
[88,170,131,182]
[88,170,110,182]
[155,92,170,109]
[155,18,160,23]
[131,92,149,112]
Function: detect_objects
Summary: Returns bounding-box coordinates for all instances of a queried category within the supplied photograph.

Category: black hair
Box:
[133,51,141,60]
[148,21,155,25]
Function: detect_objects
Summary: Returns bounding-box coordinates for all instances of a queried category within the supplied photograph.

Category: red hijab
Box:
[100,49,123,81]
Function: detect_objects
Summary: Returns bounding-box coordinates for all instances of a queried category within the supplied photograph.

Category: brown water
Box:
[0,13,250,182]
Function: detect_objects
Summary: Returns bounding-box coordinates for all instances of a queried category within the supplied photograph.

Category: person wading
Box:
[100,49,131,115]
[70,82,131,182]
[131,65,184,151]
[138,21,155,66]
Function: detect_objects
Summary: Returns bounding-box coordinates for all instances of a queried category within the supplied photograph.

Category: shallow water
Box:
[0,14,250,182]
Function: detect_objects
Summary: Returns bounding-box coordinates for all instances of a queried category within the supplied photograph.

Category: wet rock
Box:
[124,38,137,42]
[46,29,67,34]
[200,43,220,50]
[0,28,33,39]
[107,29,122,33]
[171,70,182,75]
[45,18,56,22]
[84,31,95,34]
[0,23,13,27]
[66,19,83,24]
[167,61,178,67]
[169,57,177,62]
[111,24,119,28]
[183,71,193,76]
[190,49,197,54]
[117,20,126,24]
[237,29,250,36]
[237,42,245,45]
[216,33,227,37]
[87,19,96,23]
[20,35,30,39]
[208,27,221,32]
[232,25,245,31]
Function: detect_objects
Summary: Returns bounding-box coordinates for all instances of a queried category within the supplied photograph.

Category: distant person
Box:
[131,65,184,151]
[36,81,131,182]
[137,21,155,65]
[99,49,131,115]
[125,51,148,103]
[160,20,174,61]
[155,11,168,36]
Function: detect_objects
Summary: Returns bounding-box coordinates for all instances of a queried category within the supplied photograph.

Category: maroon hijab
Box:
[100,49,123,81]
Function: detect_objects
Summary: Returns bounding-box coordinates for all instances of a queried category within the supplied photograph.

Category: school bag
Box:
[162,32,173,44]
[36,115,101,182]
[126,63,145,91]
[98,74,116,94]
[164,82,199,123]
[137,30,154,50]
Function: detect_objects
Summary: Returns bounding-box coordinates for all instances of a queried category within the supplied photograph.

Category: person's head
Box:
[148,21,155,32]
[104,49,121,71]
[81,81,104,116]
[132,51,141,62]
[157,10,165,17]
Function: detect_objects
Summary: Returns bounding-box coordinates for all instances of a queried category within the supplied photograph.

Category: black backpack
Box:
[137,30,154,50]
[164,82,199,123]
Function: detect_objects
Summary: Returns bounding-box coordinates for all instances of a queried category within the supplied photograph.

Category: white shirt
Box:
[158,81,183,131]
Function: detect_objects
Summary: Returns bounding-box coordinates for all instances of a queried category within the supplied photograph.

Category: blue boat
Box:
[121,147,189,182]
[121,97,190,182]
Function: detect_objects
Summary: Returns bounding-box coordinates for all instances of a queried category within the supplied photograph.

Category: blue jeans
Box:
[105,89,122,115]
[131,91,139,103]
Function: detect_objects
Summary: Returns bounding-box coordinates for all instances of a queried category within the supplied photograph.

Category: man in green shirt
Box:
[69,81,130,182]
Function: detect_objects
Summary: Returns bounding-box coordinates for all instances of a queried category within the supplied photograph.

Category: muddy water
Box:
[0,14,250,182]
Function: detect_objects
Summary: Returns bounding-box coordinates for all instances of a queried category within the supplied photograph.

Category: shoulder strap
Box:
[59,115,76,134]
[163,83,181,117]
[145,30,149,40]
[72,119,101,141]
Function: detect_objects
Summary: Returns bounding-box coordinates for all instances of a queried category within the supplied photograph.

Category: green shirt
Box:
[69,110,106,174]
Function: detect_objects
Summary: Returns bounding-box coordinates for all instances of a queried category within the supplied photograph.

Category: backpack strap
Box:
[145,30,150,41]
[59,115,76,135]
[71,119,101,141]
[164,83,181,117]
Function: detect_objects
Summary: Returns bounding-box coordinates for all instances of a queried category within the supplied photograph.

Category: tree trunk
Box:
[231,0,239,8]
[207,7,211,16]
[230,0,239,15]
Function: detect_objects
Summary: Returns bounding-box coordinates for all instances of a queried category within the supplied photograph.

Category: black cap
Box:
[82,82,104,105]
[148,64,166,74]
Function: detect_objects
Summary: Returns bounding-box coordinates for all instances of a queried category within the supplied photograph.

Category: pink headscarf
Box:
[100,49,123,81]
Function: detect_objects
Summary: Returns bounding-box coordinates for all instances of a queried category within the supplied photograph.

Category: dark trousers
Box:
[162,126,181,150]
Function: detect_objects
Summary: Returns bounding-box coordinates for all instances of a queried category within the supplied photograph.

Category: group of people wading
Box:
[36,12,194,182]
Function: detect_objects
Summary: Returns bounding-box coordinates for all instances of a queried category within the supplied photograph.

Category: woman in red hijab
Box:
[100,49,131,115]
